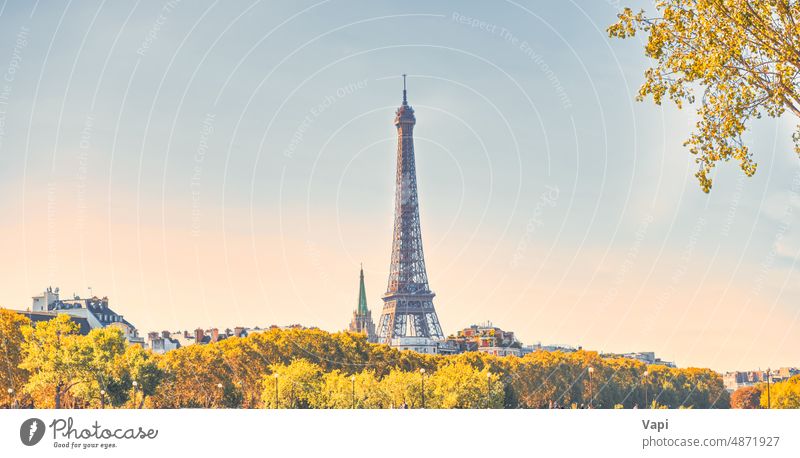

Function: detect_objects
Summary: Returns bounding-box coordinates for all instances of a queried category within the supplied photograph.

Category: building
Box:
[602,351,676,368]
[348,266,376,342]
[522,343,579,355]
[144,324,317,353]
[13,310,92,335]
[146,327,236,352]
[388,337,439,354]
[723,371,763,391]
[147,331,181,354]
[26,286,143,345]
[773,367,800,381]
[376,76,445,351]
[447,322,523,356]
[723,367,799,391]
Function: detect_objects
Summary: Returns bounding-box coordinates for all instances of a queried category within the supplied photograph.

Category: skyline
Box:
[0,1,798,372]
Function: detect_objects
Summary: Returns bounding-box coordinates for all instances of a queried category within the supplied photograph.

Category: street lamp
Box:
[351,375,356,409]
[7,388,14,409]
[216,383,223,408]
[587,367,595,409]
[273,373,279,409]
[420,368,426,409]
[643,371,649,409]
[486,372,492,409]
[131,381,138,409]
[766,368,771,409]
[100,389,106,409]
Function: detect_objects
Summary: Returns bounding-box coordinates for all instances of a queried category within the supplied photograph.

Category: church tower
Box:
[349,265,376,342]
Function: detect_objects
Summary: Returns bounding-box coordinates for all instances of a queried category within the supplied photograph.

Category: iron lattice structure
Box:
[376,77,444,343]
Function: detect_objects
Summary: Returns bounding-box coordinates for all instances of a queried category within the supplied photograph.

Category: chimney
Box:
[211,328,219,343]
[234,326,245,338]
[194,328,204,343]
[161,330,170,339]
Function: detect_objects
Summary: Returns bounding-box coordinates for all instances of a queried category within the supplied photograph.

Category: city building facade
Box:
[447,322,522,356]
[26,286,143,345]
[723,367,800,391]
[600,351,676,368]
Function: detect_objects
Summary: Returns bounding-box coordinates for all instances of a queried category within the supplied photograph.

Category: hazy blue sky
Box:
[0,0,798,371]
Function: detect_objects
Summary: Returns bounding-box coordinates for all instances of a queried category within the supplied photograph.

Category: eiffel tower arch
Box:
[376,76,445,346]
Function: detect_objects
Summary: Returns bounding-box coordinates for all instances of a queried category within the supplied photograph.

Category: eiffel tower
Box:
[376,75,444,344]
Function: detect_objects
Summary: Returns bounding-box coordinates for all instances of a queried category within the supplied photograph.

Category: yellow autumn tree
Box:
[20,314,86,408]
[69,327,128,408]
[317,370,385,408]
[609,1,800,192]
[6,324,739,409]
[262,359,324,408]
[152,343,227,408]
[378,368,426,409]
[761,375,800,408]
[429,362,503,408]
[123,344,164,408]
[0,309,30,407]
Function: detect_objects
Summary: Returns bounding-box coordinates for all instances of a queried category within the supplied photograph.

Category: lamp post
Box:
[420,368,426,409]
[131,380,138,409]
[486,372,492,409]
[587,367,595,409]
[643,371,649,409]
[351,375,356,409]
[216,383,223,408]
[100,389,106,409]
[273,373,279,409]
[7,388,14,409]
[766,368,771,409]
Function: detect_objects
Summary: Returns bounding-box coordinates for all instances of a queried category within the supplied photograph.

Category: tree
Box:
[352,370,388,408]
[118,328,733,409]
[0,309,30,407]
[609,1,800,192]
[123,344,164,408]
[152,344,223,408]
[317,370,384,408]
[429,362,503,408]
[604,358,647,409]
[510,350,589,408]
[216,337,266,408]
[678,367,730,408]
[20,314,87,408]
[377,369,422,408]
[731,385,762,409]
[262,359,323,408]
[71,327,128,408]
[762,375,800,408]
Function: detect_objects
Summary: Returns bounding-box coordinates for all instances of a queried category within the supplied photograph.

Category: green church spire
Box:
[357,264,368,315]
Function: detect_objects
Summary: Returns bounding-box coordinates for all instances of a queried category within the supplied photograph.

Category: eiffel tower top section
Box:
[384,74,432,299]
[394,73,416,127]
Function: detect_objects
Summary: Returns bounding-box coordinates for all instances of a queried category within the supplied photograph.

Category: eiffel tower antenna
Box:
[402,74,407,105]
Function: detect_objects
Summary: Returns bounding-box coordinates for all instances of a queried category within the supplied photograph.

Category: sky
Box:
[0,0,798,372]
